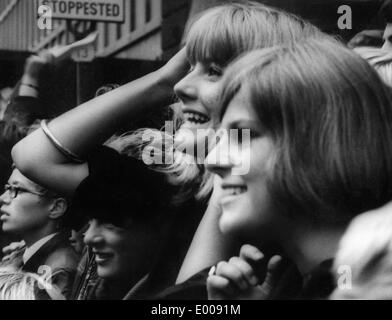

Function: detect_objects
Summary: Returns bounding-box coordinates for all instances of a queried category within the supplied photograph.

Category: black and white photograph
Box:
[0,0,391,308]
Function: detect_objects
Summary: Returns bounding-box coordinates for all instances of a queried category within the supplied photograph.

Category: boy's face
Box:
[0,169,52,235]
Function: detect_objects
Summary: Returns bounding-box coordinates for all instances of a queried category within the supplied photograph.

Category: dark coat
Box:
[22,231,80,299]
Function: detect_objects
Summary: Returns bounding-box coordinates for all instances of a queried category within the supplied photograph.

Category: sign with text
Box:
[36,0,124,22]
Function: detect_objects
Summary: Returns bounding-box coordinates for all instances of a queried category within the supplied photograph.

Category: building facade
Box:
[0,0,386,101]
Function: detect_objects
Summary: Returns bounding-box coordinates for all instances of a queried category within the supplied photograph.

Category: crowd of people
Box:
[1,1,392,300]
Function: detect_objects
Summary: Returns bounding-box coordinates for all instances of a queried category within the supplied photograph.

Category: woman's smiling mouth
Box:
[94,252,114,264]
[183,111,210,125]
[220,183,248,205]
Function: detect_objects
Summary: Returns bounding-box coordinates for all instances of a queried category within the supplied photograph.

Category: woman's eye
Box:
[187,65,195,74]
[207,64,223,78]
[236,128,260,144]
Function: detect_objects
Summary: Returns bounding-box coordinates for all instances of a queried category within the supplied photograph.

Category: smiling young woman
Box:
[206,37,392,299]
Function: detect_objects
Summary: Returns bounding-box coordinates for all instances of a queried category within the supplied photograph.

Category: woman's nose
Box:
[205,133,234,177]
[83,221,104,246]
[174,72,198,103]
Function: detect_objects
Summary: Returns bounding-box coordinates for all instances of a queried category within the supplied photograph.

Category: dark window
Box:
[130,0,136,31]
[104,24,109,47]
[145,0,151,22]
[117,23,122,39]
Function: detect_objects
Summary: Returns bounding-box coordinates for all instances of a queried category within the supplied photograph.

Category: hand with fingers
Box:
[2,240,26,262]
[24,51,55,81]
[207,244,285,300]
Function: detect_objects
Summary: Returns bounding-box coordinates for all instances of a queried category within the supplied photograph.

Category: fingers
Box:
[239,244,267,276]
[263,255,283,290]
[239,244,264,263]
[3,243,15,255]
[228,256,259,286]
[215,261,249,290]
[211,245,265,291]
[2,254,11,262]
[207,275,234,300]
[2,241,25,255]
[207,246,287,300]
[267,255,283,271]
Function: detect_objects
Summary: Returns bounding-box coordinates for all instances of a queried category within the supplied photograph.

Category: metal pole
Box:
[76,61,81,105]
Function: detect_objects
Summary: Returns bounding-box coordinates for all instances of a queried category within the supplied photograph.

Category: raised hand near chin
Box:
[207,244,285,300]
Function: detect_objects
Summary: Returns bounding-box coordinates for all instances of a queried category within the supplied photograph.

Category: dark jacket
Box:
[71,246,99,300]
[22,231,80,299]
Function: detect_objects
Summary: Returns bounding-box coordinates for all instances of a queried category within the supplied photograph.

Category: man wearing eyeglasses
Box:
[0,168,80,299]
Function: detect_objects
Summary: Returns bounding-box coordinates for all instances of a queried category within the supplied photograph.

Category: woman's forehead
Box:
[186,16,238,66]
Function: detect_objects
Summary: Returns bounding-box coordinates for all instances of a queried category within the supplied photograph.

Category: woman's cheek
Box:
[201,84,222,120]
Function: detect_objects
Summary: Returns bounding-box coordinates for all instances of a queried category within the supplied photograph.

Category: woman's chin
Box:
[175,125,214,160]
[218,210,244,237]
[96,265,114,279]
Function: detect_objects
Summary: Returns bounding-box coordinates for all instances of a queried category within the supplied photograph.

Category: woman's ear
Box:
[48,198,68,220]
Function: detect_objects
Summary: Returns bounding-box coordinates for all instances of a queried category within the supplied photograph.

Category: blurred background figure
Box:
[331,203,392,300]
[0,88,13,121]
[354,46,392,86]
[0,265,64,300]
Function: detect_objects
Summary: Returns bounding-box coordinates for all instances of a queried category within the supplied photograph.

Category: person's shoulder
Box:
[43,235,81,272]
[152,267,209,300]
[44,245,80,271]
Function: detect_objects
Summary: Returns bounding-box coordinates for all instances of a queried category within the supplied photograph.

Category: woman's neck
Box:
[278,221,347,275]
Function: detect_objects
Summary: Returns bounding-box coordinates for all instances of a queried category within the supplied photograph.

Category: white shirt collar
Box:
[22,233,58,264]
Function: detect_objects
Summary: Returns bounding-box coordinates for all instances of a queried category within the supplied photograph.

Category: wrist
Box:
[20,83,39,90]
[154,68,175,91]
[19,75,40,97]
[21,74,39,88]
[151,69,175,101]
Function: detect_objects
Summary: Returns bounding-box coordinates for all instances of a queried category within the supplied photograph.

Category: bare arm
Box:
[12,48,188,197]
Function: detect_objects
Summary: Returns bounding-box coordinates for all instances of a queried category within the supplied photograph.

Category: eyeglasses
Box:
[3,184,47,199]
